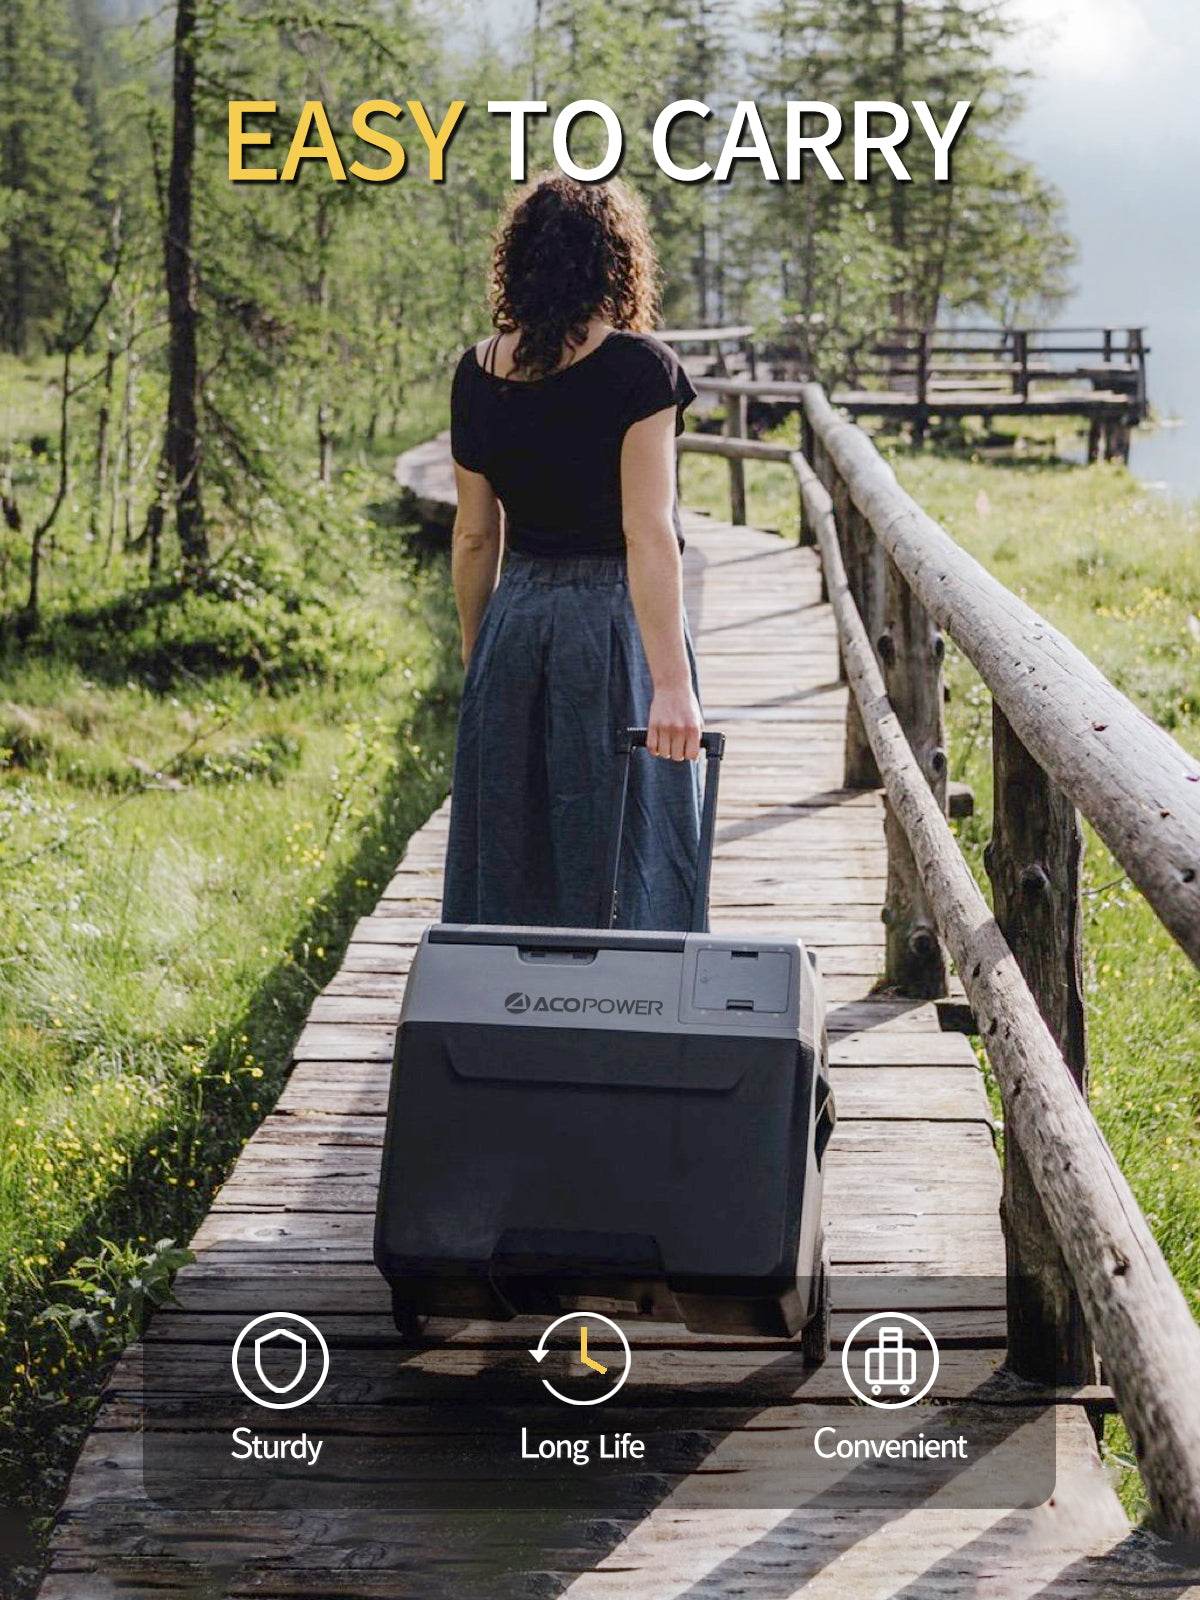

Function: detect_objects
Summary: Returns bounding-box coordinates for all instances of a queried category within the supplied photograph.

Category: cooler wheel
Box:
[391,1291,428,1345]
[801,1244,830,1368]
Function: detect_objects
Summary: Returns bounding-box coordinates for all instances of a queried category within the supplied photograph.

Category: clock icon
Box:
[528,1312,632,1406]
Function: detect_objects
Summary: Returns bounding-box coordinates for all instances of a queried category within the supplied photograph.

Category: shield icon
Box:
[253,1326,308,1395]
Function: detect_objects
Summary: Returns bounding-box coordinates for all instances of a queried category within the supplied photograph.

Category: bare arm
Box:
[621,407,703,761]
[451,462,502,666]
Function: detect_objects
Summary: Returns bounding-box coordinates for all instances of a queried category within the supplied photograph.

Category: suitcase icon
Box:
[864,1326,915,1395]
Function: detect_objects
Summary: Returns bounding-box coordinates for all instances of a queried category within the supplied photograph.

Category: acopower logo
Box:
[503,990,663,1017]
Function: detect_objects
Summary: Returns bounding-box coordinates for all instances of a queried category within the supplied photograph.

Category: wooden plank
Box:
[43,1400,1163,1600]
[829,1031,978,1065]
[141,1302,1011,1346]
[159,1257,1011,1312]
[275,1064,990,1125]
[215,1155,1002,1218]
[347,915,891,946]
[393,430,454,529]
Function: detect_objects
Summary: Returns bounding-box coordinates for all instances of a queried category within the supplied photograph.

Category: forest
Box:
[1,0,1071,609]
[0,0,1124,1590]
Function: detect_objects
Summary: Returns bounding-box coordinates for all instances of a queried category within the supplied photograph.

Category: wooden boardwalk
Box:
[665,320,1149,461]
[831,387,1134,421]
[39,494,1196,1598]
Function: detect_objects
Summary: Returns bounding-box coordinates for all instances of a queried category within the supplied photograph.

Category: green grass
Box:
[682,421,1200,1522]
[899,449,1200,1524]
[0,354,61,446]
[0,368,460,1587]
[893,450,1200,1280]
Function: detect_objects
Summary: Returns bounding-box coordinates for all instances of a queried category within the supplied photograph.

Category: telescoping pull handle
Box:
[601,727,725,933]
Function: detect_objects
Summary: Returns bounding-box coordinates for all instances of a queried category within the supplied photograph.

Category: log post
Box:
[799,409,816,549]
[811,432,839,617]
[986,706,1094,1386]
[1015,329,1030,399]
[803,432,872,775]
[913,330,929,446]
[842,503,881,790]
[1132,328,1148,419]
[725,389,748,525]
[1086,415,1102,464]
[828,463,850,689]
[878,553,947,995]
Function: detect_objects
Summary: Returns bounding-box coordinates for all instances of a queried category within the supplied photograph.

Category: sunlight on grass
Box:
[907,450,1200,1326]
[0,379,460,1556]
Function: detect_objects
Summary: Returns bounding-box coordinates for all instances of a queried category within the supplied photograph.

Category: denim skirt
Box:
[441,551,703,931]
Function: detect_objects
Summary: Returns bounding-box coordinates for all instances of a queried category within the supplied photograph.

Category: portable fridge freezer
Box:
[373,730,836,1354]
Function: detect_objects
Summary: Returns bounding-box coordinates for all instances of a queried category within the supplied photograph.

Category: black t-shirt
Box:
[449,330,697,557]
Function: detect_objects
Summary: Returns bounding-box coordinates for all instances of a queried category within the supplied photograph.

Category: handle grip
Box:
[622,728,726,758]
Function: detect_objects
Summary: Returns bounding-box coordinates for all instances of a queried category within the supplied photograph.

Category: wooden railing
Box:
[661,323,1149,408]
[845,325,1149,406]
[677,390,1200,1539]
[658,324,758,381]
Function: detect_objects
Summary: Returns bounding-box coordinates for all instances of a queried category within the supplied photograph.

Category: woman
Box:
[442,173,704,931]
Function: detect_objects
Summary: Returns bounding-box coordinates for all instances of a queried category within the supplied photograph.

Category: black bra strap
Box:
[485,333,501,375]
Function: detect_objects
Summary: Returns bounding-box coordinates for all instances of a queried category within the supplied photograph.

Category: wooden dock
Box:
[36,469,1198,1595]
[664,323,1149,461]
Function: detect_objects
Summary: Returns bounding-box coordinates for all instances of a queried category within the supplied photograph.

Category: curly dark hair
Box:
[490,174,661,379]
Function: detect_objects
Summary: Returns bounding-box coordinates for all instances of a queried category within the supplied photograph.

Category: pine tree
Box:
[161,0,207,572]
[0,0,98,353]
[748,0,897,374]
[656,0,737,326]
[822,0,1074,328]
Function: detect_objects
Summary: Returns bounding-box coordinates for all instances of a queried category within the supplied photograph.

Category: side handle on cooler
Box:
[814,1076,836,1167]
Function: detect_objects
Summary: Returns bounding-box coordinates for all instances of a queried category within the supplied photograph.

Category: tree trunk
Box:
[888,0,908,331]
[24,349,73,626]
[92,343,115,542]
[879,549,948,995]
[315,194,333,485]
[139,450,167,576]
[163,0,207,574]
[317,403,333,485]
[696,224,709,328]
[1,459,20,533]
[987,705,1093,1385]
[1,1,27,354]
[530,0,544,97]
[109,318,133,561]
